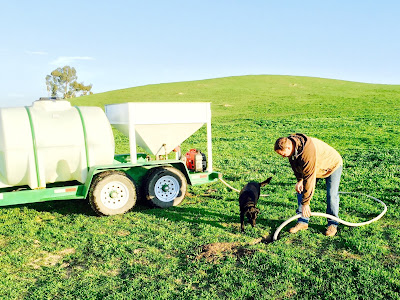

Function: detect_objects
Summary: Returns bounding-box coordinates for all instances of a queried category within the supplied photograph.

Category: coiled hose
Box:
[219,178,388,241]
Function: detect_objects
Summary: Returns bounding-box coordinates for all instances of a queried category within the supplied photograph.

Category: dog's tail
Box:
[260,177,272,187]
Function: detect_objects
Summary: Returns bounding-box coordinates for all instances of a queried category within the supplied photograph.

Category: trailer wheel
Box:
[89,171,137,216]
[145,167,187,208]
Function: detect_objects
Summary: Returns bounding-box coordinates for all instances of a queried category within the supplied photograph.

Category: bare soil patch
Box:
[196,242,256,262]
[27,248,76,269]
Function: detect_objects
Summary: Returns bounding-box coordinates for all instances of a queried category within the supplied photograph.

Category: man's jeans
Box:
[296,165,342,226]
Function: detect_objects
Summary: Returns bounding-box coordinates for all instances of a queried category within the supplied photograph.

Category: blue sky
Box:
[0,1,399,107]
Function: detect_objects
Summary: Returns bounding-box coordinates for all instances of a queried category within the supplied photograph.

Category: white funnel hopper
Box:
[105,102,212,170]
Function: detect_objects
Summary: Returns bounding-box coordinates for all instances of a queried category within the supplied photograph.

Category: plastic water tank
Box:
[0,99,115,189]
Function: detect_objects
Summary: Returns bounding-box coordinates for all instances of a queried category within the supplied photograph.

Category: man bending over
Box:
[274,133,343,237]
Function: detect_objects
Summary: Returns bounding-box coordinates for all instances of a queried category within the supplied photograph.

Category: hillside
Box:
[72,75,400,151]
[72,75,400,116]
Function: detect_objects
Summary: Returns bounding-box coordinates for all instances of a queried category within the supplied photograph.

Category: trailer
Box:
[0,99,220,215]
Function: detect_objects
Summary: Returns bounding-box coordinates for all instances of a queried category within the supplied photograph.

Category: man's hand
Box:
[295,181,304,193]
[302,204,311,218]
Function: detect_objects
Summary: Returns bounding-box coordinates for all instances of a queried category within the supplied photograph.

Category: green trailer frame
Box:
[0,153,220,208]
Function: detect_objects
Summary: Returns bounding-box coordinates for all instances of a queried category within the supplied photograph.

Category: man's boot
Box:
[289,222,308,233]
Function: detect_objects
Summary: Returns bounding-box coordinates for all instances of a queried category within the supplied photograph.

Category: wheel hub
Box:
[154,175,180,202]
[100,181,130,209]
[109,191,118,198]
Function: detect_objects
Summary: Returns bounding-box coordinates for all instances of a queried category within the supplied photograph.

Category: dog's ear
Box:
[260,176,272,187]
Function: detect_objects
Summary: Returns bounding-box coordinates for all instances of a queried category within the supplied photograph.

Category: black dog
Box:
[239,177,272,232]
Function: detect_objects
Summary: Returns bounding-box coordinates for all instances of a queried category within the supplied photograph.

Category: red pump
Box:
[185,149,207,172]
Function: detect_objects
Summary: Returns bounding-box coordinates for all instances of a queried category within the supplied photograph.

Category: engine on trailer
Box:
[185,149,207,172]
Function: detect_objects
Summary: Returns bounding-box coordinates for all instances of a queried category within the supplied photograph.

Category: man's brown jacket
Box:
[288,133,343,205]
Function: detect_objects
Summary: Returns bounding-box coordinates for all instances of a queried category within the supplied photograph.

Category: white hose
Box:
[218,178,388,241]
[272,192,387,241]
[219,177,241,193]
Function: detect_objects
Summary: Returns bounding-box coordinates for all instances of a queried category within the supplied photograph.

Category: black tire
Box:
[89,171,137,216]
[145,167,187,208]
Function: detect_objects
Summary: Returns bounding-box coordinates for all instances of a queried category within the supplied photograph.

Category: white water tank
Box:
[0,99,115,189]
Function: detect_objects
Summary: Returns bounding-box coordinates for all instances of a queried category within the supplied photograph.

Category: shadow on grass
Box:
[13,196,328,245]
[21,198,154,217]
[139,206,237,229]
[139,205,293,242]
[22,199,96,216]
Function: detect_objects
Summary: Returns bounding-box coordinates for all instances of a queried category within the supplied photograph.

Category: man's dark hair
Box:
[274,137,291,151]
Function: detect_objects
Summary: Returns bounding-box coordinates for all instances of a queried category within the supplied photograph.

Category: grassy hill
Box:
[1,75,400,299]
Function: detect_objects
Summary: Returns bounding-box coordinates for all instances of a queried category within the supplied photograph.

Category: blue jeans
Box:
[296,165,342,226]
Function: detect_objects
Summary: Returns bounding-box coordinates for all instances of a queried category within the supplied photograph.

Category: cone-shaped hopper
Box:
[105,102,212,164]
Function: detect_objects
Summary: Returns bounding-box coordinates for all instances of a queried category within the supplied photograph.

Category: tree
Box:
[45,66,93,99]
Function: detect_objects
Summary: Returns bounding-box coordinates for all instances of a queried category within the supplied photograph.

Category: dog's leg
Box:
[240,212,245,232]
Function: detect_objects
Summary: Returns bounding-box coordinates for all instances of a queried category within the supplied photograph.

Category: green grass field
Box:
[1,75,400,299]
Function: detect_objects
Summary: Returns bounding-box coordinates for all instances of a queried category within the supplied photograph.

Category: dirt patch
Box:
[201,188,218,196]
[196,242,238,261]
[195,234,273,262]
[284,289,297,298]
[105,268,121,277]
[27,248,76,269]
[196,242,256,262]
[0,235,10,248]
[116,230,131,237]
[340,250,362,260]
